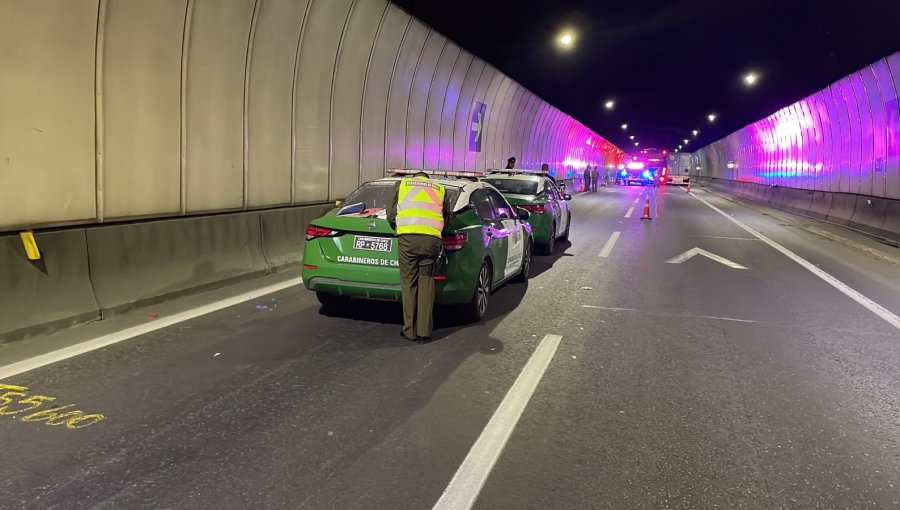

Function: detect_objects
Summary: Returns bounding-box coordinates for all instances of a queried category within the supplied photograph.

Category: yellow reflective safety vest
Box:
[396,177,446,237]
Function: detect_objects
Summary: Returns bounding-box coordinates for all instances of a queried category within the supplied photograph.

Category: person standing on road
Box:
[541,163,557,185]
[591,166,600,192]
[387,172,452,343]
[583,166,592,192]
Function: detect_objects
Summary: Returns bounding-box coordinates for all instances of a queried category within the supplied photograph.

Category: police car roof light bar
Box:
[387,168,489,178]
[487,168,545,176]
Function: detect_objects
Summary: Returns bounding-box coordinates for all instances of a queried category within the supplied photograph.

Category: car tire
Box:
[316,291,348,309]
[460,261,492,322]
[559,216,571,242]
[514,241,532,283]
[540,224,556,255]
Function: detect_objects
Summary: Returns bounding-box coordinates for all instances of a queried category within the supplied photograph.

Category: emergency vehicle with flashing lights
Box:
[301,170,534,323]
[616,148,668,186]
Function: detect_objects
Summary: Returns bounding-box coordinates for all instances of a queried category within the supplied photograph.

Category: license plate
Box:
[353,235,392,252]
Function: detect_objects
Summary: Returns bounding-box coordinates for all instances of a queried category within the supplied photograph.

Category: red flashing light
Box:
[303,264,317,270]
[433,275,447,281]
[519,204,545,214]
[442,233,468,251]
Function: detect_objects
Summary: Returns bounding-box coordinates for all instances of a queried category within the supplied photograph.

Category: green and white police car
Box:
[481,171,572,254]
[302,171,534,322]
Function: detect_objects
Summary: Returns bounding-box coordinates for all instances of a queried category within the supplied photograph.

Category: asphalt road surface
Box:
[2,185,899,509]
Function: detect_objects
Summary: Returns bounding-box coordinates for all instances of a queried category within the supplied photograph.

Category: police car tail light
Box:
[519,204,545,214]
[442,233,468,251]
[305,225,338,240]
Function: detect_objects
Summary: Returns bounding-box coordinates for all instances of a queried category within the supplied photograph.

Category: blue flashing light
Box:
[641,170,651,178]
[619,170,628,176]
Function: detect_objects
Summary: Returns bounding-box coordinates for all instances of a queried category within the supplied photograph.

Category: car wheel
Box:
[540,224,556,255]
[316,291,348,309]
[514,241,532,283]
[460,262,492,322]
[559,216,571,242]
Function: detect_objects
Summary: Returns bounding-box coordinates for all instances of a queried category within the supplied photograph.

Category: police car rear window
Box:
[342,182,460,211]
[482,178,539,196]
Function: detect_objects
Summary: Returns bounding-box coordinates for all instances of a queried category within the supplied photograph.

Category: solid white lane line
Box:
[691,193,900,331]
[633,198,639,204]
[624,207,635,218]
[581,305,757,323]
[598,231,621,258]
[433,334,563,510]
[0,277,304,379]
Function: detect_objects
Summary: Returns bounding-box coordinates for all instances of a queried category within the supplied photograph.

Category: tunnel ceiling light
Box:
[744,72,759,86]
[707,113,717,122]
[678,145,682,149]
[634,142,640,146]
[621,123,628,130]
[604,100,615,110]
[692,130,699,136]
[557,31,575,49]
[683,139,689,144]
[629,135,635,140]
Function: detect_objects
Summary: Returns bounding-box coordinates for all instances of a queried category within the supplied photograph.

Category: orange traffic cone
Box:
[640,195,652,220]
[686,181,692,193]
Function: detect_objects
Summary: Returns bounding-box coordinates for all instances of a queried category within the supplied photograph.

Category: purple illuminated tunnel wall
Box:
[693,51,900,200]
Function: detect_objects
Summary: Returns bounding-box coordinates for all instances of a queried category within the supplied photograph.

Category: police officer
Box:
[387,172,452,343]
[505,156,516,169]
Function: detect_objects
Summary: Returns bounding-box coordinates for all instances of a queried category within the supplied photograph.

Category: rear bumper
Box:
[302,240,476,305]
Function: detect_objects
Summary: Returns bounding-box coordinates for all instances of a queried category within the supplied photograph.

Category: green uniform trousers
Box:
[398,234,443,339]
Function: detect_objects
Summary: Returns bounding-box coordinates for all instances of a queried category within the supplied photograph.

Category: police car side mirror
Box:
[563,194,572,201]
[516,208,530,220]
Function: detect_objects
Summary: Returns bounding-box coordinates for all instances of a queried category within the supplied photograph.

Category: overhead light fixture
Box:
[683,139,689,144]
[634,142,639,146]
[743,72,758,86]
[557,31,575,49]
[621,123,628,130]
[692,130,699,136]
[629,135,635,140]
[707,113,717,122]
[604,100,615,110]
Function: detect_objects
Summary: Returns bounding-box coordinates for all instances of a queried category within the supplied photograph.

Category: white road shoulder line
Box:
[690,193,900,331]
[624,207,635,218]
[0,277,304,379]
[598,231,621,258]
[433,334,562,510]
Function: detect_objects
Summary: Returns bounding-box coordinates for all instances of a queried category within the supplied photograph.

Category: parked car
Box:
[302,172,534,322]
[481,171,571,255]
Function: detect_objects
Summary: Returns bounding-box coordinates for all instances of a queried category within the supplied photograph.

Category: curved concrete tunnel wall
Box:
[0,0,625,233]
[0,0,625,341]
[692,51,900,239]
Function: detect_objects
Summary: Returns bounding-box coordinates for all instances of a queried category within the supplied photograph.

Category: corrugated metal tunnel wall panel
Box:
[0,0,624,232]
[694,51,900,201]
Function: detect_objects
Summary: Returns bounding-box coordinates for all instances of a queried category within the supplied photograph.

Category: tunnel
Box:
[1,1,899,508]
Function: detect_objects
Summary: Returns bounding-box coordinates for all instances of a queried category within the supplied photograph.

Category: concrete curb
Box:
[703,177,898,243]
[86,212,270,316]
[1,229,101,343]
